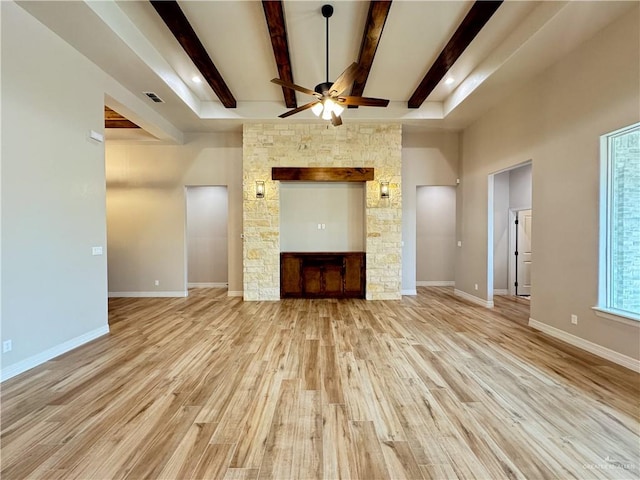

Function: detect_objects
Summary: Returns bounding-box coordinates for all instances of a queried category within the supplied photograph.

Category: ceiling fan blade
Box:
[278,100,320,119]
[329,63,363,96]
[271,78,319,97]
[338,96,389,107]
[330,111,343,127]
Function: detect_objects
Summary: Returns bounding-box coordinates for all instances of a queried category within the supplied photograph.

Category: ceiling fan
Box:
[271,4,389,126]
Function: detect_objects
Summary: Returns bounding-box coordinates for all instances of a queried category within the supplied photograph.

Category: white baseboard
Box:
[227,291,243,297]
[1,325,110,382]
[108,291,188,298]
[528,318,640,373]
[417,281,455,287]
[494,289,509,295]
[454,289,494,308]
[188,282,228,288]
[401,289,417,296]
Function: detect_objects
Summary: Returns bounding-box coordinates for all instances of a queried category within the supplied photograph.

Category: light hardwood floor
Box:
[1,287,638,479]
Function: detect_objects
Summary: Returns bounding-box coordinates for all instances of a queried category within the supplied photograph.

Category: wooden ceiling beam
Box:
[262,0,297,109]
[349,0,392,108]
[150,0,236,108]
[408,0,502,109]
[105,106,139,128]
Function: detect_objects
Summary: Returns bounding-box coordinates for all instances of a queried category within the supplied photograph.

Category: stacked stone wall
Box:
[243,123,402,300]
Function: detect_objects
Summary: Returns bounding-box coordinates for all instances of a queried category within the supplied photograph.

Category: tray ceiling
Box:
[16,0,637,136]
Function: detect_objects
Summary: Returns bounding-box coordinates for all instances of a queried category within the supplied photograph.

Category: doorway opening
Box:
[185,186,229,291]
[416,186,456,288]
[488,161,532,309]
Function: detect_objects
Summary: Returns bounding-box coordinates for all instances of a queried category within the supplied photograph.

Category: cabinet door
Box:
[324,264,344,296]
[302,266,323,295]
[281,255,302,296]
[344,254,364,296]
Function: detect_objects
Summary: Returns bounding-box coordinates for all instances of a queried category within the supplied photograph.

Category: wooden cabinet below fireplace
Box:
[280,252,365,299]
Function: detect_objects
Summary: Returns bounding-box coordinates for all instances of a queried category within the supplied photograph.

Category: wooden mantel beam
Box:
[272,167,374,182]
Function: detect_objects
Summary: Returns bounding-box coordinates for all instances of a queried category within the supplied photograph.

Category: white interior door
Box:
[516,209,532,295]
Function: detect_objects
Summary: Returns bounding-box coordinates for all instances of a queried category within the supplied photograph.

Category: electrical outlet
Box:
[571,314,578,325]
[3,340,12,353]
[154,280,160,286]
[474,284,478,291]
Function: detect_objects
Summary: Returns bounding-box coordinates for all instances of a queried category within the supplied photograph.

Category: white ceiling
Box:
[17,1,637,138]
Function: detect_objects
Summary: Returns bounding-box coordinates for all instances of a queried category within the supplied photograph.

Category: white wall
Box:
[106,133,243,296]
[401,131,459,294]
[416,187,456,284]
[186,186,228,285]
[280,182,365,252]
[1,2,109,379]
[458,8,640,362]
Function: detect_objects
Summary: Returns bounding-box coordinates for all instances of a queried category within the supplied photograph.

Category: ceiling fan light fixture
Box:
[311,102,323,117]
[318,98,344,121]
[271,3,388,124]
[321,98,336,120]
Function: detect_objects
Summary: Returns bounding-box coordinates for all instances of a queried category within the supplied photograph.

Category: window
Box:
[598,123,640,322]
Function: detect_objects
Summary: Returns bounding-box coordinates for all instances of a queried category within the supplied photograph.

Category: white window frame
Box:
[594,122,640,326]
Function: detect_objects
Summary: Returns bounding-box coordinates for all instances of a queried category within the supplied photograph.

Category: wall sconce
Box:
[380,181,390,199]
[256,181,265,198]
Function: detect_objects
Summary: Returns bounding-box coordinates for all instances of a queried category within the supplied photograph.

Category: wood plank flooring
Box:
[1,287,639,479]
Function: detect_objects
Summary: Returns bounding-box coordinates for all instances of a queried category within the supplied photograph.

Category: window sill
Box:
[592,307,640,327]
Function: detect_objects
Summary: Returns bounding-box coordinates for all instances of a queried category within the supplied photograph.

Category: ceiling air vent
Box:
[143,92,164,103]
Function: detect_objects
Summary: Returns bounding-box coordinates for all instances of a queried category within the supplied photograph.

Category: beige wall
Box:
[458,9,640,360]
[243,123,402,301]
[1,2,109,378]
[280,182,365,252]
[106,133,243,295]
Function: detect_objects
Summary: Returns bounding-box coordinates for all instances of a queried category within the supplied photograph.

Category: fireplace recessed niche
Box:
[276,167,369,298]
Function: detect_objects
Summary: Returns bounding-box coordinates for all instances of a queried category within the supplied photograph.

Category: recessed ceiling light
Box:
[192,76,202,83]
[445,77,455,85]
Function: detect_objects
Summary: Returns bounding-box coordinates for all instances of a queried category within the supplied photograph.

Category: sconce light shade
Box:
[380,181,390,199]
[256,181,265,198]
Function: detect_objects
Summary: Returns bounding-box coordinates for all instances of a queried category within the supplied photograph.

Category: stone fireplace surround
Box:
[243,123,402,301]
